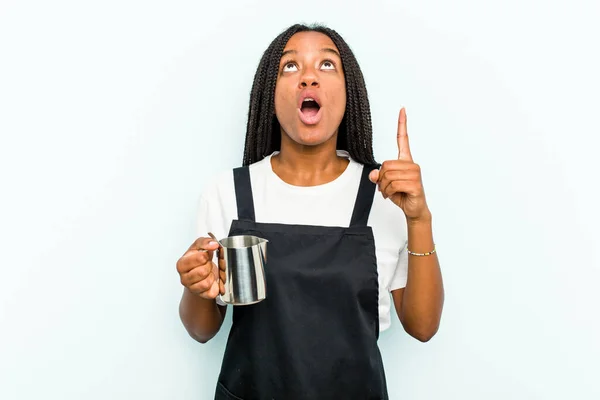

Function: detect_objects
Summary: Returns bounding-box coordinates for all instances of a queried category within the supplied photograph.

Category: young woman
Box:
[176,23,444,400]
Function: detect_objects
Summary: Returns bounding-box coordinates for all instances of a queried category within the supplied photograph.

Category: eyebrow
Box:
[280,48,341,59]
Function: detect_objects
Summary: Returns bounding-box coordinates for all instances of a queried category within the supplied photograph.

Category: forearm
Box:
[179,288,226,343]
[399,215,444,341]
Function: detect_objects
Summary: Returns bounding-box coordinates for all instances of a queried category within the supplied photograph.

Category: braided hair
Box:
[242,24,376,166]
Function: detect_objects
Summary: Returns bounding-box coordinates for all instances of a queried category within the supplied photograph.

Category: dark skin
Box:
[271,31,348,185]
[177,237,226,343]
[177,31,444,343]
[370,108,444,341]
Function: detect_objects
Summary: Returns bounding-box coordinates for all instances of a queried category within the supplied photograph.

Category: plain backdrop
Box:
[1,0,599,399]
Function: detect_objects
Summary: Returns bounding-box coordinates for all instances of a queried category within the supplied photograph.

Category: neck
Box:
[271,132,349,186]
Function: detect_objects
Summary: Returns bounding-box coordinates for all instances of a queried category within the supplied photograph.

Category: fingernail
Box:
[369,170,378,182]
[209,241,218,246]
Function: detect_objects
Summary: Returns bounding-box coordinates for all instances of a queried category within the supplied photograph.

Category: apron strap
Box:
[349,164,379,227]
[233,166,256,222]
[234,163,378,226]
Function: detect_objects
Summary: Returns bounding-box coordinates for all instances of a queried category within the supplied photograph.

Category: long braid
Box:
[242,24,376,166]
[329,29,375,165]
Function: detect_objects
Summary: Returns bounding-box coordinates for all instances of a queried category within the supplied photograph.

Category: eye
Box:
[321,60,336,70]
[282,62,298,72]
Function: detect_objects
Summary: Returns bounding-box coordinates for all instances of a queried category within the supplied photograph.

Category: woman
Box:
[176,23,444,400]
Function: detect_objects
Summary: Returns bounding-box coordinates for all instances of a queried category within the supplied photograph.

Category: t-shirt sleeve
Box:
[195,167,236,240]
[389,240,409,291]
[195,194,229,242]
[195,194,211,238]
[195,173,235,307]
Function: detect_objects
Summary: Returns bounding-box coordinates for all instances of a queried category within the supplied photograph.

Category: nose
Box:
[299,69,319,88]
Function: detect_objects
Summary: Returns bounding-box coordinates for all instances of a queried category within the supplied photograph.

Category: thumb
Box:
[369,169,379,183]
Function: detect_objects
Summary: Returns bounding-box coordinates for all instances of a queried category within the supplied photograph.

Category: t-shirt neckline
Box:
[262,150,358,194]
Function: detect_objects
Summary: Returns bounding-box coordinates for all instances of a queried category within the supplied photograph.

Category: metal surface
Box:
[218,235,268,306]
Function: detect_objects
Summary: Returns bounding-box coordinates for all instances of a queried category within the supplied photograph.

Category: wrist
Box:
[406,210,432,227]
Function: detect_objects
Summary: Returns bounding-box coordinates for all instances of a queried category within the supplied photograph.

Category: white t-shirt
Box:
[196,150,409,332]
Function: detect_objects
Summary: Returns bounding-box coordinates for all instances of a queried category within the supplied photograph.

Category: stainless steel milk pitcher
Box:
[218,234,268,305]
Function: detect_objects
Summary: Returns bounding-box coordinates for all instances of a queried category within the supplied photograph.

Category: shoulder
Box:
[199,168,234,205]
[346,156,407,242]
[200,156,272,204]
[368,179,408,248]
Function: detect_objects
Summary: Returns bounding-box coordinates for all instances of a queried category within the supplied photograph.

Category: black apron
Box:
[215,164,388,400]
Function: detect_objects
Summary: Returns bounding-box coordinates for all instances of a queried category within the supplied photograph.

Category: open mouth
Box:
[300,98,321,118]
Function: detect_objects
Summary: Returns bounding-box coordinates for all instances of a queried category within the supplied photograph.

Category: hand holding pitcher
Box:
[176,237,226,300]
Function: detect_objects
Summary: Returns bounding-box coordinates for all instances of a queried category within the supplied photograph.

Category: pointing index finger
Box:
[397,108,413,161]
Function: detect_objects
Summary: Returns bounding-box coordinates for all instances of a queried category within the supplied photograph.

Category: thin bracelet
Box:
[407,244,436,257]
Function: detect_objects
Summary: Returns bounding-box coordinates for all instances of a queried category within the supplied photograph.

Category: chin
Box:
[287,124,338,147]
[292,131,333,146]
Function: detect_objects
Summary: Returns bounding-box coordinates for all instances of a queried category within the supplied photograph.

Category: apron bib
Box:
[215,164,388,400]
